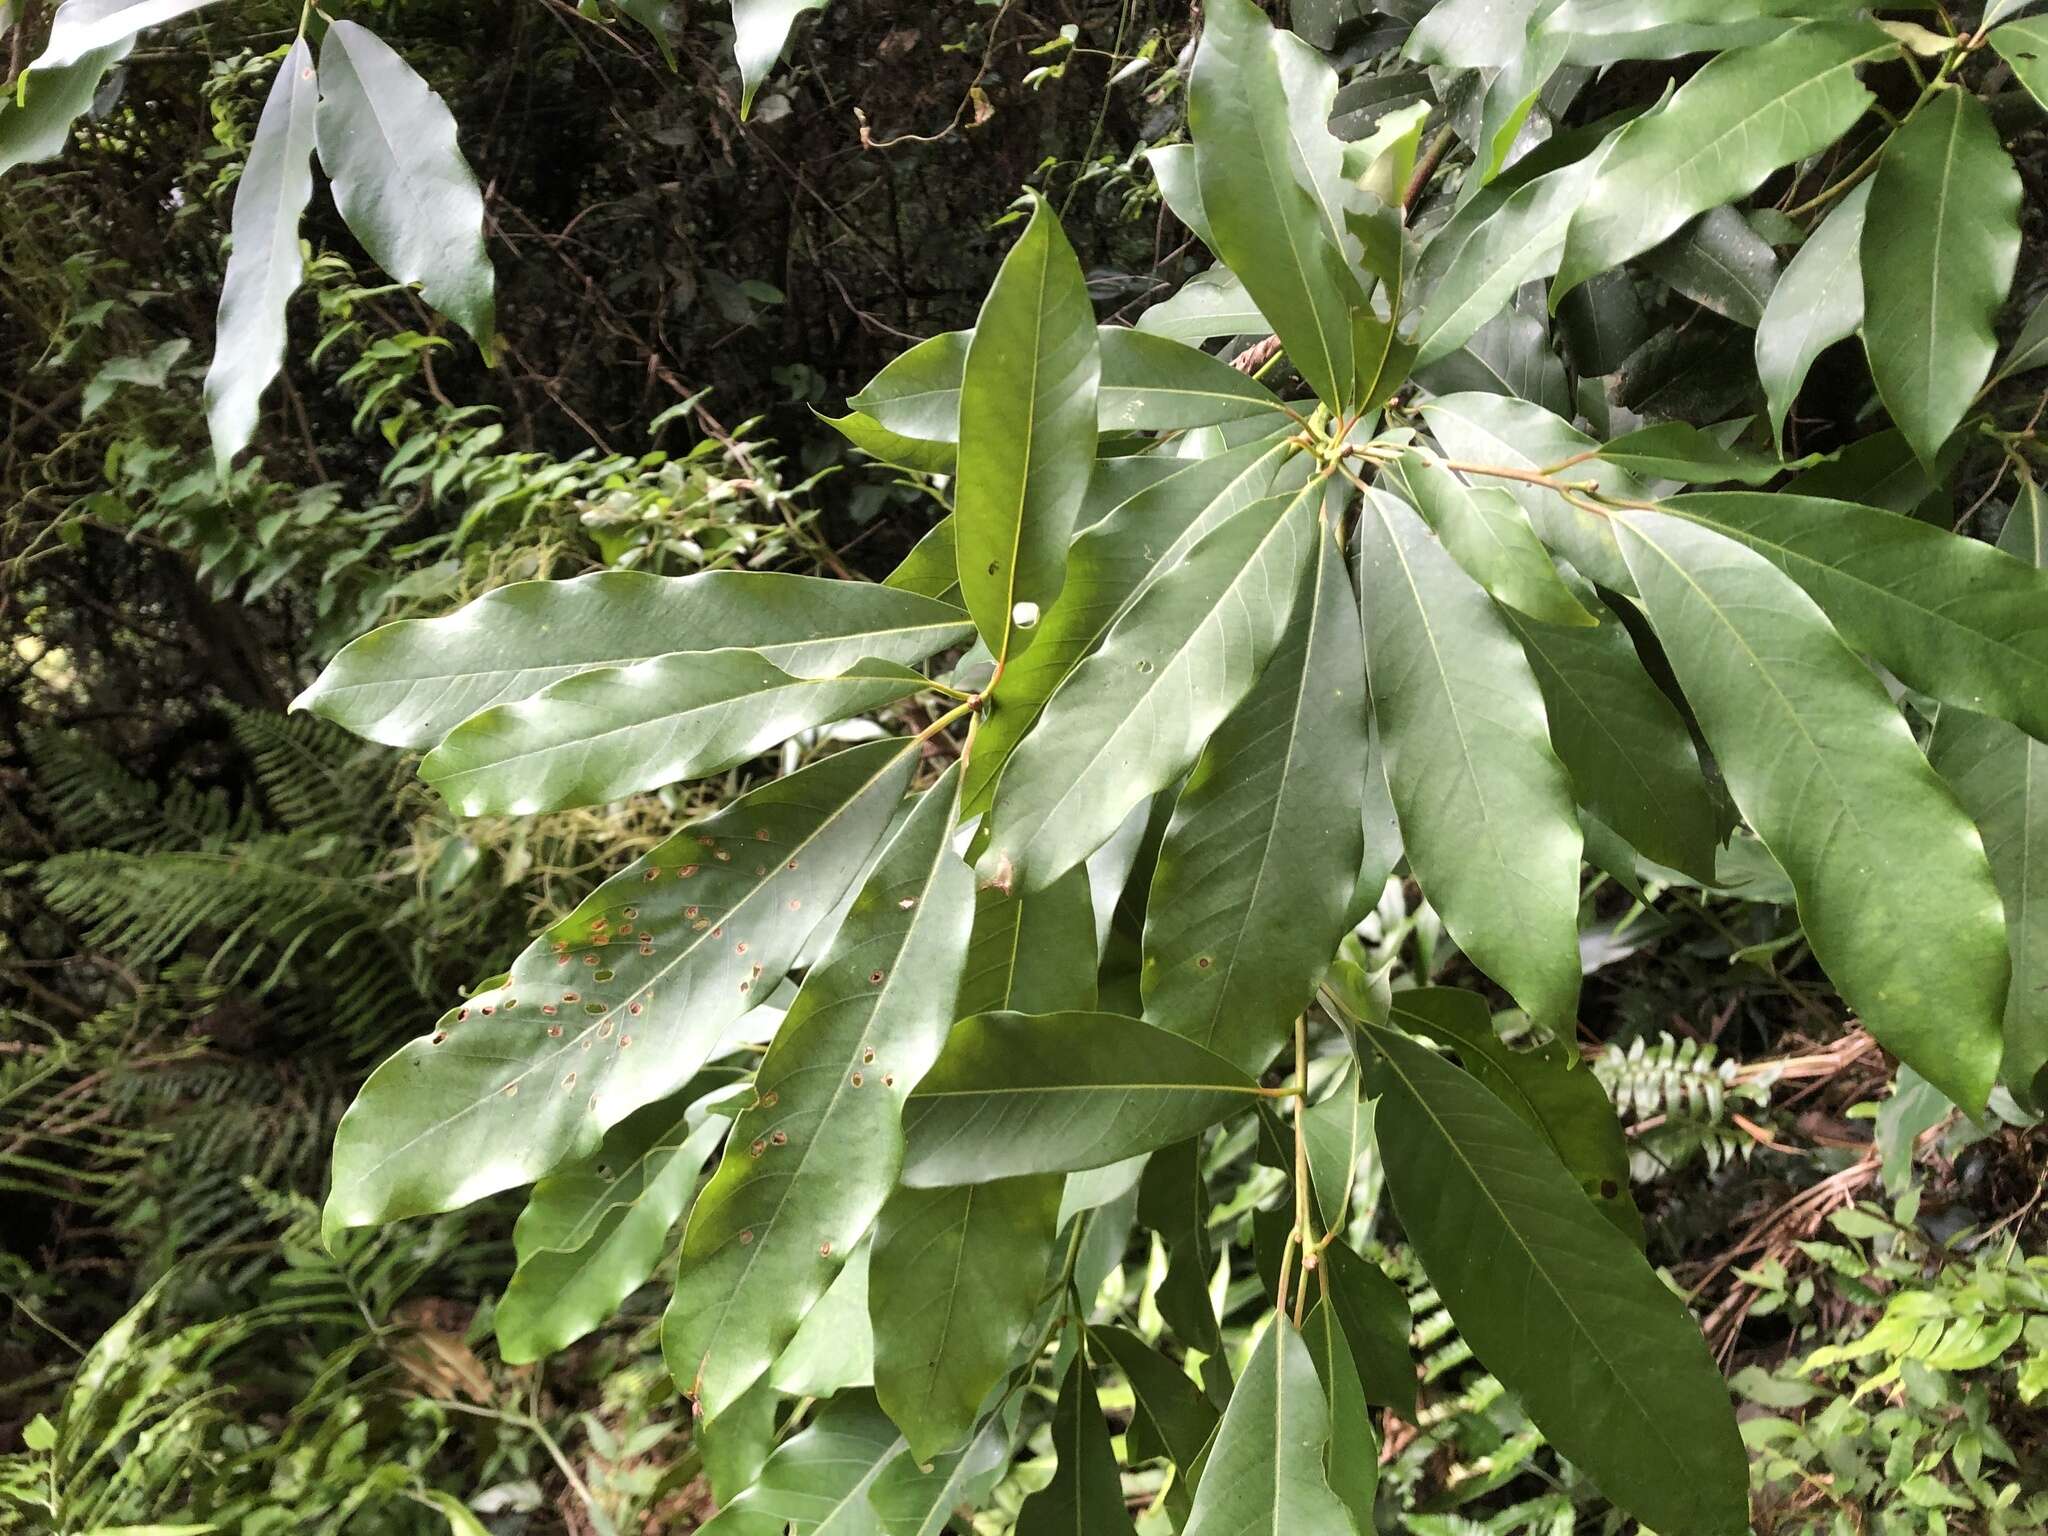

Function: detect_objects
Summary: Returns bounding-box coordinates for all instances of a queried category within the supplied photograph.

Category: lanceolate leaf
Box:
[1189,0,1368,410]
[870,1174,1062,1462]
[1661,492,2048,742]
[1390,455,1598,628]
[899,1012,1260,1186]
[1137,1139,1224,1359]
[663,778,973,1416]
[981,479,1320,894]
[1321,1241,1416,1413]
[496,1077,735,1364]
[315,21,494,348]
[1142,507,1367,1075]
[1552,21,1888,301]
[954,191,1100,664]
[1181,1316,1360,1536]
[31,0,212,67]
[963,434,1296,816]
[1361,1023,1746,1536]
[0,40,132,177]
[323,739,917,1233]
[204,39,318,475]
[957,864,1099,1016]
[1356,489,1584,1034]
[1014,1349,1139,1536]
[1500,593,1723,880]
[1301,1296,1376,1529]
[732,0,827,118]
[419,652,929,815]
[1859,87,2022,466]
[700,1392,903,1536]
[820,409,955,476]
[1613,510,2007,1110]
[295,570,970,750]
[1756,181,1869,448]
[1136,266,1270,345]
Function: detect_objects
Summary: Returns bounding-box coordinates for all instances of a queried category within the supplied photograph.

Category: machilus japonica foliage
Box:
[272,0,2048,1529]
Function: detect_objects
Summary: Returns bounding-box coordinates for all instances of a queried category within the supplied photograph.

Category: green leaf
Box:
[955,192,1101,664]
[0,41,132,177]
[419,651,929,815]
[1994,20,2048,115]
[315,22,493,348]
[770,1241,874,1397]
[1407,0,1545,66]
[203,40,318,474]
[1640,206,1780,327]
[1189,0,1369,409]
[1859,87,2021,466]
[1756,181,1869,448]
[1300,1296,1377,1530]
[701,1380,781,1506]
[1613,509,2008,1110]
[323,738,917,1233]
[1500,589,1724,881]
[1660,491,2048,743]
[701,1392,902,1536]
[31,0,212,66]
[1594,422,1807,486]
[295,570,971,750]
[1995,291,2048,383]
[1136,1139,1224,1359]
[1014,1349,1139,1536]
[1142,507,1368,1075]
[1535,0,1813,65]
[981,479,1319,893]
[958,863,1100,1016]
[1390,456,1597,627]
[1360,1023,1746,1536]
[1356,489,1583,1033]
[899,1012,1260,1186]
[1090,1323,1219,1480]
[820,409,956,475]
[1552,21,1888,301]
[1929,483,2048,1114]
[663,776,973,1415]
[883,519,960,601]
[850,329,971,440]
[871,1174,1062,1462]
[496,1076,734,1363]
[1181,1315,1360,1536]
[963,435,1296,817]
[1321,1241,1416,1413]
[1136,266,1270,345]
[1146,142,1213,244]
[1388,987,1639,1241]
[870,1418,1012,1536]
[732,0,827,117]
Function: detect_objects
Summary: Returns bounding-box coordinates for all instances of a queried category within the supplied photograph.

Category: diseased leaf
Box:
[316,22,494,347]
[732,0,827,117]
[981,478,1320,893]
[1613,509,2008,1110]
[1756,181,1869,448]
[770,1241,874,1397]
[419,652,929,815]
[871,1174,1061,1462]
[496,1075,735,1364]
[1552,22,1888,301]
[1640,205,1780,327]
[1859,87,2021,466]
[1142,506,1368,1075]
[900,1012,1260,1187]
[1356,489,1583,1033]
[1361,1023,1747,1536]
[954,191,1100,663]
[204,39,318,475]
[1014,1349,1139,1536]
[663,777,972,1415]
[870,1417,1011,1536]
[295,570,970,750]
[323,739,917,1233]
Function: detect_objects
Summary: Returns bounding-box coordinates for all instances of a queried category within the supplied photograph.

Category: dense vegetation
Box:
[5,1,2048,1532]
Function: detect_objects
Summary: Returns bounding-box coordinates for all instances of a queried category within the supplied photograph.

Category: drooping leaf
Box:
[1321,1240,1416,1414]
[1136,1139,1224,1359]
[1361,1023,1747,1536]
[295,570,971,750]
[700,1392,903,1536]
[419,652,929,816]
[701,1381,781,1507]
[496,1075,735,1364]
[1660,491,2048,742]
[1189,0,1369,409]
[315,22,494,347]
[1142,506,1367,1075]
[1181,1316,1360,1536]
[1014,1349,1139,1536]
[1300,1296,1377,1530]
[1500,591,1723,881]
[870,1174,1062,1462]
[1356,489,1583,1033]
[731,0,827,118]
[1406,0,1545,66]
[962,434,1296,816]
[1389,455,1597,627]
[1613,509,2008,1109]
[204,39,318,475]
[0,40,132,177]
[663,776,973,1415]
[1552,21,1888,301]
[954,191,1100,664]
[1756,181,1869,448]
[980,479,1320,893]
[899,1012,1260,1187]
[323,738,917,1233]
[1535,0,1814,64]
[30,0,212,66]
[1859,86,2022,466]
[849,329,971,440]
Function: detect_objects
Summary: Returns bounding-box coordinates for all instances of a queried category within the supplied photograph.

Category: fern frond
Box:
[224,705,401,837]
